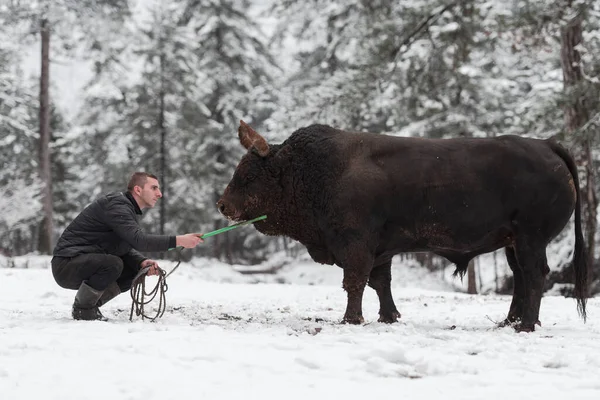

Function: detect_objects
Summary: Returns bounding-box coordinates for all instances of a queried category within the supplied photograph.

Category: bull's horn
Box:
[238,120,269,157]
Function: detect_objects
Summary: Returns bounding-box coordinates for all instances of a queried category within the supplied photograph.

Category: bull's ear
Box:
[238,120,254,150]
[238,120,270,157]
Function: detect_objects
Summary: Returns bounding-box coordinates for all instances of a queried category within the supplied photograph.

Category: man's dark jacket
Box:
[53,192,176,267]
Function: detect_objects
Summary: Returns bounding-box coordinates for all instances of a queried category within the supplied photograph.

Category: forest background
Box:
[0,0,598,296]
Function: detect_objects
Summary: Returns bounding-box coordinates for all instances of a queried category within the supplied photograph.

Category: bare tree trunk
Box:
[158,51,167,235]
[467,259,477,294]
[38,18,53,254]
[561,11,596,290]
[584,140,597,281]
[493,250,499,292]
[212,207,225,260]
[477,259,483,292]
[456,2,478,295]
[561,13,588,129]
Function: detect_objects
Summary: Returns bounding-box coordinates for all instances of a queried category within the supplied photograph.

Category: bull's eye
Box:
[246,173,256,182]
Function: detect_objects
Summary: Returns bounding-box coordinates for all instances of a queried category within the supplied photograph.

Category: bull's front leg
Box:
[341,250,373,324]
[368,259,401,323]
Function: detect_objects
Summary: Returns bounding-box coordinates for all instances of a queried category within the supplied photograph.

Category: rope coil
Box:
[129,265,169,322]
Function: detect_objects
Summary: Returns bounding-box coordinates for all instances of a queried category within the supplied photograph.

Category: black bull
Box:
[217,121,587,331]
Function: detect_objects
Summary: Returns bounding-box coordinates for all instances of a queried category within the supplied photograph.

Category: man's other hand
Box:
[140,259,161,276]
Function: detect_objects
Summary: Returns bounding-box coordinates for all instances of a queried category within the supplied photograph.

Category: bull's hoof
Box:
[515,323,535,333]
[497,318,516,328]
[342,315,365,325]
[497,313,530,328]
[378,311,401,324]
[514,321,541,333]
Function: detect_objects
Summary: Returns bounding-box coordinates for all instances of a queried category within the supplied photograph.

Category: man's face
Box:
[136,178,162,209]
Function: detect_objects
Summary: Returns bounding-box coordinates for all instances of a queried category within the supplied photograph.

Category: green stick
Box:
[168,215,267,250]
[201,215,267,238]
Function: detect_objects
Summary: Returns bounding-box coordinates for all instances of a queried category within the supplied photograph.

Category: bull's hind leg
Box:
[499,246,526,327]
[512,237,549,332]
[368,259,401,323]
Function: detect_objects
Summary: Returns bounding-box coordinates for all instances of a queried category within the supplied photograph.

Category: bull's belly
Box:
[377,221,514,258]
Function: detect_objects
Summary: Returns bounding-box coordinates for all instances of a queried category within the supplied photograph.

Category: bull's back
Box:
[332,133,576,253]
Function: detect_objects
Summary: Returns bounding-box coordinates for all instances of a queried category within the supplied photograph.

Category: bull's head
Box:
[217,120,290,235]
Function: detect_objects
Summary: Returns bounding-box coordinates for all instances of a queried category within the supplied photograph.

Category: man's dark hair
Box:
[127,172,158,192]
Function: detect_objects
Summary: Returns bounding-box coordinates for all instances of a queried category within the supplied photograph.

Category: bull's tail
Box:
[549,140,588,321]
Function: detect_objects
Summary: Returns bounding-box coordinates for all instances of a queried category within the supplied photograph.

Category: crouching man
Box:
[51,172,203,321]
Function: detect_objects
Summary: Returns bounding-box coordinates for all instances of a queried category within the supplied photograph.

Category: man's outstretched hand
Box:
[176,233,204,249]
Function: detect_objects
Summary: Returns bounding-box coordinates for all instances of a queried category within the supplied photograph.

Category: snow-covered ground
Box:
[1,255,599,400]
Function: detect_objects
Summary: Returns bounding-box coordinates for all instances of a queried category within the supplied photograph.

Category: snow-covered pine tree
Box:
[78,0,280,263]
[173,0,280,262]
[1,0,130,254]
[0,21,42,255]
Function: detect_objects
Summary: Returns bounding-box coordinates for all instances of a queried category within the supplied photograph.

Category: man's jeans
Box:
[51,254,139,292]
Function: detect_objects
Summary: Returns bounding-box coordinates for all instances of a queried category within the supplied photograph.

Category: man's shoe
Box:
[72,282,108,321]
[72,305,107,321]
